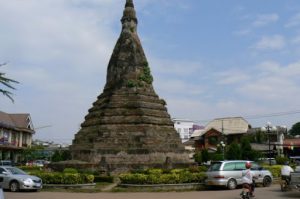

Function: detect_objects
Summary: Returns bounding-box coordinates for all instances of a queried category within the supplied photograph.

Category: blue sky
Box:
[1,0,300,143]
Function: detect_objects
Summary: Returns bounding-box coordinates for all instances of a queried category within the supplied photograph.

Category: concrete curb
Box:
[43,183,96,189]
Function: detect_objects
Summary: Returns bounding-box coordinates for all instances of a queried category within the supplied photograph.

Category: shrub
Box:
[31,171,94,184]
[263,165,282,178]
[146,168,163,175]
[63,168,78,174]
[119,169,207,185]
[63,173,81,184]
[275,156,289,165]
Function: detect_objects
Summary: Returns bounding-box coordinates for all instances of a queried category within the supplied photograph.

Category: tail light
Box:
[214,175,225,179]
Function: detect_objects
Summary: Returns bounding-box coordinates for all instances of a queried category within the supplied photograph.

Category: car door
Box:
[235,161,246,185]
[251,162,263,183]
[0,168,5,189]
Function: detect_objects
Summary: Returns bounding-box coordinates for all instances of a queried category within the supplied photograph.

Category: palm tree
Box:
[0,63,19,102]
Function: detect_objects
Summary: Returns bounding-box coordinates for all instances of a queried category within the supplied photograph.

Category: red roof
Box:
[284,139,300,146]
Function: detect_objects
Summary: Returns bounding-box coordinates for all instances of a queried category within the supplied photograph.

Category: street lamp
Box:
[261,122,277,165]
[220,141,226,160]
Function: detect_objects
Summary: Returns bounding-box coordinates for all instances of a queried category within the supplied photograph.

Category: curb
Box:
[43,183,96,189]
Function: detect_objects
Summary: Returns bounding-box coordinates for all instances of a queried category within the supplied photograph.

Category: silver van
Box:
[205,160,273,190]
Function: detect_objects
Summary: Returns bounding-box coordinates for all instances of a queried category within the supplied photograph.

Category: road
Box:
[4,185,300,199]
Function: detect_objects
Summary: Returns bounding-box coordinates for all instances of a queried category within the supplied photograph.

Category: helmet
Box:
[245,161,251,169]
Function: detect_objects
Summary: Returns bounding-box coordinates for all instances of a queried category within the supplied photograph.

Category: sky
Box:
[1,0,300,144]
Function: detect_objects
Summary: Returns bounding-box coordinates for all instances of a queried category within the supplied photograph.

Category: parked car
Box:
[0,166,42,192]
[0,160,12,166]
[205,160,273,190]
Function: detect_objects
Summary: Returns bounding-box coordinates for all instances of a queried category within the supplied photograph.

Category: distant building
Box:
[0,111,35,162]
[172,118,203,143]
[191,117,250,151]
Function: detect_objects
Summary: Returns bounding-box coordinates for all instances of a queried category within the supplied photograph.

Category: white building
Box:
[172,118,195,143]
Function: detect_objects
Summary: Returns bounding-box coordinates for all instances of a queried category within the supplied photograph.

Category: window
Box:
[235,162,246,170]
[208,162,222,171]
[251,162,260,170]
[184,128,188,133]
[208,136,218,145]
[223,162,236,171]
[177,129,181,133]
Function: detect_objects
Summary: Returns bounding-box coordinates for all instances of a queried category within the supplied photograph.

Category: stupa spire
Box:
[125,0,134,8]
[121,0,137,24]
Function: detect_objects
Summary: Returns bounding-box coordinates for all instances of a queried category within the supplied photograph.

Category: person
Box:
[281,162,294,185]
[241,161,255,197]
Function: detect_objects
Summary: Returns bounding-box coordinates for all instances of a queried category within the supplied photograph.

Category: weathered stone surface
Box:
[70,0,191,168]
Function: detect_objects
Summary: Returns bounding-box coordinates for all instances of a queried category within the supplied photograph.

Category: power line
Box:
[193,109,300,124]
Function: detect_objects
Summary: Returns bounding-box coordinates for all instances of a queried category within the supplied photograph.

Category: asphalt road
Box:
[4,185,300,199]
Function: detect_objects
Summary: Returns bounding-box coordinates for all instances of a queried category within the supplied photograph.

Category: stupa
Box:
[70,0,191,171]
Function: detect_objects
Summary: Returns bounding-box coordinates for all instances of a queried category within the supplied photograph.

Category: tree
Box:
[241,137,252,160]
[226,141,241,160]
[201,149,209,163]
[240,137,260,161]
[289,122,300,137]
[51,149,72,162]
[0,63,19,102]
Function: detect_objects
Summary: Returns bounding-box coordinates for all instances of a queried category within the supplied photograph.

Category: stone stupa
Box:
[70,0,191,171]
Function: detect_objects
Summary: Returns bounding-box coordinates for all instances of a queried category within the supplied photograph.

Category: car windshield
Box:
[208,162,222,171]
[6,167,27,175]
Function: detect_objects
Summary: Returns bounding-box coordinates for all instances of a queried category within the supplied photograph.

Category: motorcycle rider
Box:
[281,161,294,185]
[242,161,255,197]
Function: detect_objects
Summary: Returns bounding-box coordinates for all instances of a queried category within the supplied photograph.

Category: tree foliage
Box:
[226,141,241,160]
[51,150,72,162]
[289,122,300,136]
[0,63,19,102]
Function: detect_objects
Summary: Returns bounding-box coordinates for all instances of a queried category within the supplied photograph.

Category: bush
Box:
[275,156,289,165]
[263,165,282,178]
[31,171,94,184]
[63,168,78,174]
[146,168,163,175]
[119,169,207,185]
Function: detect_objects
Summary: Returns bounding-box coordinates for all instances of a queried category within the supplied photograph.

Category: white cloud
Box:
[291,35,300,44]
[252,35,286,50]
[252,14,279,27]
[237,60,300,104]
[285,13,300,28]
[216,70,250,85]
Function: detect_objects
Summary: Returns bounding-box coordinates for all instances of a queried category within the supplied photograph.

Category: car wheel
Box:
[10,181,19,192]
[227,179,237,190]
[263,176,272,187]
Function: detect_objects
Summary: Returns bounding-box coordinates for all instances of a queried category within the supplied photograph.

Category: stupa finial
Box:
[125,0,134,8]
[122,0,137,24]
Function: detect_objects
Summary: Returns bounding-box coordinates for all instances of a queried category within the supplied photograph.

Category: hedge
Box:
[29,171,94,184]
[119,168,206,184]
[262,165,282,178]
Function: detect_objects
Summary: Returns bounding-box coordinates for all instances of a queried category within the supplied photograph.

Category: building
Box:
[0,111,35,162]
[191,117,250,151]
[172,118,195,143]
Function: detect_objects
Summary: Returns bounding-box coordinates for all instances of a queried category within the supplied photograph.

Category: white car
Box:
[0,166,42,192]
[205,160,273,190]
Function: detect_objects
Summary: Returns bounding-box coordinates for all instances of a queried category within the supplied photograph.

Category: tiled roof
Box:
[205,117,249,135]
[0,111,34,132]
